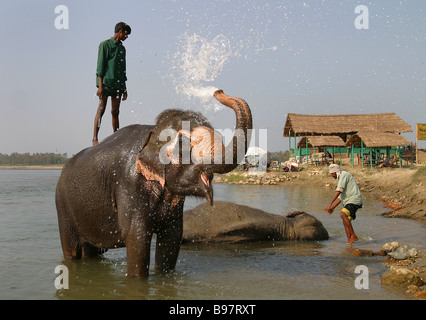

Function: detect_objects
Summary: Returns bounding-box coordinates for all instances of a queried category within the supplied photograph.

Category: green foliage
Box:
[267,150,290,163]
[0,152,69,166]
[225,173,247,182]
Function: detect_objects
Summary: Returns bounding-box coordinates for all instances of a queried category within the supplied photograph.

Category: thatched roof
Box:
[297,136,346,148]
[283,113,412,137]
[345,129,410,148]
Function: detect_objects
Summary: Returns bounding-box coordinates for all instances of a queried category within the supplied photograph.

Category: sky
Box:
[0,0,425,156]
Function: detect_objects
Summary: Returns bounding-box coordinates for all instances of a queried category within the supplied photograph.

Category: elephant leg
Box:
[126,221,152,277]
[56,205,82,259]
[155,221,183,274]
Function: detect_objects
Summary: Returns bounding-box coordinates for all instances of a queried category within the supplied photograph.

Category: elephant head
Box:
[136,90,252,205]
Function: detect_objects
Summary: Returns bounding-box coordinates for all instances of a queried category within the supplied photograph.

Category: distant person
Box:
[92,22,131,146]
[324,164,363,245]
[378,155,395,168]
[284,158,298,172]
[325,151,333,164]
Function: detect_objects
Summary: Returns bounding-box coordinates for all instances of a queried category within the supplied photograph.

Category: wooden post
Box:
[370,149,373,168]
[289,134,291,155]
[361,140,364,167]
[306,137,309,165]
[399,147,402,168]
[416,124,419,165]
[314,147,317,166]
[298,143,301,164]
[294,133,297,158]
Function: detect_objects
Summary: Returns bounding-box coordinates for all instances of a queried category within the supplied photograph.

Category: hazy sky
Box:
[0,0,425,156]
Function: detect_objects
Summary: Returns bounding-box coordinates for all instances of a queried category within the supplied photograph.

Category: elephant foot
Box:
[82,243,107,257]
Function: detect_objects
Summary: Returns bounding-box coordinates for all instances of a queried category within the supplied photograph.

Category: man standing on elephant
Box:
[93,22,131,146]
[324,164,362,245]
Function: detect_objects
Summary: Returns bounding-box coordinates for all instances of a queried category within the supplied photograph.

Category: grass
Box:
[225,173,248,182]
[411,166,426,184]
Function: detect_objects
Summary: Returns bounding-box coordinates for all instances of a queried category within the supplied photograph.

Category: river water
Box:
[0,170,424,300]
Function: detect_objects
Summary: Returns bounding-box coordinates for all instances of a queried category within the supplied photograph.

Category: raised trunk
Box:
[212,90,253,174]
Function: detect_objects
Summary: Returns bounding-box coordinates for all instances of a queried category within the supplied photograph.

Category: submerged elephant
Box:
[183,201,329,243]
[55,90,252,277]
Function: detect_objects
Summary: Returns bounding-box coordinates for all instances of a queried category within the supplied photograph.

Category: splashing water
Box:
[171,33,232,110]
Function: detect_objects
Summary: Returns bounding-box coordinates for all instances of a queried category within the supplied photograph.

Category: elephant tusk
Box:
[200,172,210,188]
[200,172,213,205]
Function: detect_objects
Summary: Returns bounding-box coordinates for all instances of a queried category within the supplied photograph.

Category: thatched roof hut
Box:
[297,136,346,149]
[345,129,410,148]
[283,113,413,137]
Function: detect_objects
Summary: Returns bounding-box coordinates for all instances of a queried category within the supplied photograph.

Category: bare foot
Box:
[92,139,100,147]
[347,236,359,245]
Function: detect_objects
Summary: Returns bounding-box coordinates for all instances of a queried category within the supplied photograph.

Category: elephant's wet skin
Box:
[55,90,252,277]
[182,201,329,243]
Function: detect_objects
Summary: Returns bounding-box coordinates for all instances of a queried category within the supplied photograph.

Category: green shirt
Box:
[336,171,363,207]
[96,37,127,90]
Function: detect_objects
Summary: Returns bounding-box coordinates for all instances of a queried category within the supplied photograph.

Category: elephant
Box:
[182,201,329,243]
[55,90,252,277]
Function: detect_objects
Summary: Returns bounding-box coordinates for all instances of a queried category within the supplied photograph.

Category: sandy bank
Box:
[214,165,426,226]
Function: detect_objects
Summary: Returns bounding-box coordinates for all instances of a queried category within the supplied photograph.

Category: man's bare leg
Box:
[340,212,358,245]
[111,95,121,132]
[93,96,108,146]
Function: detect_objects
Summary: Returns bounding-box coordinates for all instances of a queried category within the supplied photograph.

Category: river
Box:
[0,170,424,299]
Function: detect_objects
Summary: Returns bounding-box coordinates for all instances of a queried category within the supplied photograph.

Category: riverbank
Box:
[214,165,426,226]
[0,165,64,170]
[0,164,64,170]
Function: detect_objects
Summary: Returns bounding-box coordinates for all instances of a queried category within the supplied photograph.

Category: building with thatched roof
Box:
[283,113,412,167]
[344,129,411,167]
[283,113,412,139]
[297,136,346,149]
[296,136,347,166]
[345,129,410,148]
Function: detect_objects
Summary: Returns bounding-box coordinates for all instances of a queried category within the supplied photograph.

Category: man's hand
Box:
[122,91,128,101]
[324,205,334,215]
[96,86,103,98]
[324,208,333,215]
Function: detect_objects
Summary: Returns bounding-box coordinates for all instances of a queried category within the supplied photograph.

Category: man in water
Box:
[92,22,131,146]
[324,164,362,245]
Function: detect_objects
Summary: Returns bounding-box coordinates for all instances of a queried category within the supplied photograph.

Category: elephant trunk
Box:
[211,90,253,174]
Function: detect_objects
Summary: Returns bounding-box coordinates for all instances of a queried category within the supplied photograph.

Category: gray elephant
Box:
[55,90,252,277]
[183,201,329,243]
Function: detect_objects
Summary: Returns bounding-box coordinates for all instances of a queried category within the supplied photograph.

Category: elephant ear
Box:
[136,131,166,187]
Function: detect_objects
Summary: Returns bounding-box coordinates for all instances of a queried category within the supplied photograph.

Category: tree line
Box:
[0,153,69,166]
[267,150,290,163]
